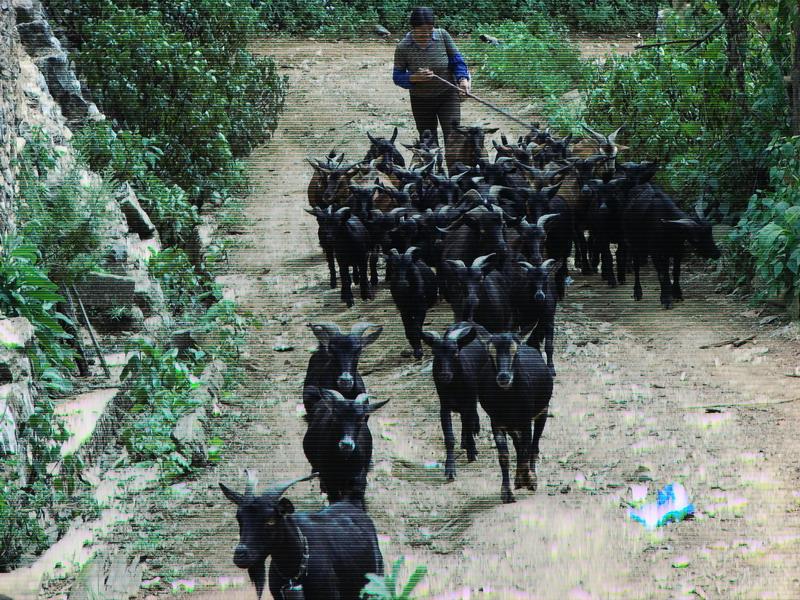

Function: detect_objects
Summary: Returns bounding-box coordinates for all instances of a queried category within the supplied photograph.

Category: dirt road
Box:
[152,39,800,600]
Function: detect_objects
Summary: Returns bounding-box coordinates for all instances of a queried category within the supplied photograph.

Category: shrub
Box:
[464,20,588,100]
[728,136,800,312]
[581,10,786,211]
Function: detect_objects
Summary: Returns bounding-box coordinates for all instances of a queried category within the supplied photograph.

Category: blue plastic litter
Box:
[628,482,695,529]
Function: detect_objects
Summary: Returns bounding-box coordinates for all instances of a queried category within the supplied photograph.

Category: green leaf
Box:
[399,566,428,599]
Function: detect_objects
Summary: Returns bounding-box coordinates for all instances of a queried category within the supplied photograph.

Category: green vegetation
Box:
[361,556,428,599]
[464,19,587,99]
[49,0,286,206]
[251,0,656,35]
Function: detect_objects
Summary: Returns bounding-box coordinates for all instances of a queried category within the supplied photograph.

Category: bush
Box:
[728,136,800,311]
[542,0,657,32]
[580,10,786,211]
[57,4,285,205]
[464,19,587,99]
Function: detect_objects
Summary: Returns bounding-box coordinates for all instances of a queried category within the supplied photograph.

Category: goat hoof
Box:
[501,489,516,504]
[608,280,617,288]
[344,298,354,308]
[413,348,423,359]
[467,450,478,462]
[445,464,456,481]
[528,474,538,492]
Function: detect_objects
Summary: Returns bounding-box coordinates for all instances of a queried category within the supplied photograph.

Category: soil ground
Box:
[135,38,800,600]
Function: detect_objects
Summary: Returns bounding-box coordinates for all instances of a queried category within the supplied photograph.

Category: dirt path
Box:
[148,39,800,600]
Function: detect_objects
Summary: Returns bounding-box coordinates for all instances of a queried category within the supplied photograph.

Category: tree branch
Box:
[634,19,725,52]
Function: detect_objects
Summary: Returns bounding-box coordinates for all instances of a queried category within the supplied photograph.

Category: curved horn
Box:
[471,253,495,270]
[518,260,535,271]
[404,246,421,260]
[541,258,557,272]
[351,322,381,337]
[244,468,259,497]
[581,124,608,145]
[444,259,467,274]
[607,126,624,145]
[265,472,318,499]
[537,213,559,229]
[390,248,401,257]
[308,322,343,347]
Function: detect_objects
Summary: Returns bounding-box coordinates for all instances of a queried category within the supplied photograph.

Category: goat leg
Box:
[654,256,673,309]
[616,243,627,285]
[671,256,683,301]
[441,408,457,481]
[325,247,337,289]
[544,320,556,377]
[632,255,643,301]
[338,256,355,307]
[529,412,549,493]
[493,427,514,503]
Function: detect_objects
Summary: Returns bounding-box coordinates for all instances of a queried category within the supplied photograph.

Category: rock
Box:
[116,184,156,239]
[0,316,34,349]
[172,408,208,467]
[0,345,31,384]
[0,396,17,454]
[170,329,199,351]
[74,273,136,311]
[36,54,92,122]
[17,20,60,55]
[12,0,36,25]
[69,553,144,600]
[0,382,35,422]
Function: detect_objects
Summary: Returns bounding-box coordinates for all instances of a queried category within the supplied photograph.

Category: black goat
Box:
[442,254,513,333]
[387,247,438,359]
[421,322,485,480]
[331,206,373,306]
[303,322,382,412]
[621,182,721,309]
[584,178,627,288]
[304,205,339,289]
[303,388,389,507]
[220,471,383,600]
[364,127,405,169]
[517,259,561,376]
[473,329,554,503]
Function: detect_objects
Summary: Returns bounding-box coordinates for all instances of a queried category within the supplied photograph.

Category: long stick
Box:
[429,74,534,130]
[71,284,111,379]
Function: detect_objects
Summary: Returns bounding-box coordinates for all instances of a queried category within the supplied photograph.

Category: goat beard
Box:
[248,562,266,599]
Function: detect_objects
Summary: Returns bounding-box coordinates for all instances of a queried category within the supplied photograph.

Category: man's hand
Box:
[458,78,471,98]
[410,68,435,83]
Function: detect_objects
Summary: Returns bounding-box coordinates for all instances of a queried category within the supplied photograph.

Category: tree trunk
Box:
[717,0,748,110]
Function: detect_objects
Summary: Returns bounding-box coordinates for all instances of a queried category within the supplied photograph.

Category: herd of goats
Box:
[218,122,722,599]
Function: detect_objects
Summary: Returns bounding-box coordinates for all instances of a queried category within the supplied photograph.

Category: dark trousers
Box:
[409,90,461,148]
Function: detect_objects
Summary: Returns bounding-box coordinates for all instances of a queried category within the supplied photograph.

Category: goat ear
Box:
[357,325,384,346]
[365,399,390,414]
[276,497,295,516]
[421,330,441,347]
[303,207,316,216]
[391,127,398,143]
[367,131,378,146]
[475,328,492,348]
[219,483,244,505]
[615,144,630,151]
[661,218,698,230]
[516,325,536,343]
[484,127,499,134]
[455,326,477,349]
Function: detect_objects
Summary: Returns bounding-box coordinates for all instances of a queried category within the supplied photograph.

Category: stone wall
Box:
[0,2,21,236]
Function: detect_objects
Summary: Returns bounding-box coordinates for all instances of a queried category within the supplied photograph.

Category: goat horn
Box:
[518,260,535,271]
[244,468,259,497]
[351,322,380,337]
[451,170,470,183]
[607,126,624,145]
[537,213,559,229]
[472,253,495,270]
[404,246,420,260]
[541,258,557,271]
[581,124,608,145]
[265,472,318,499]
[444,259,467,274]
[389,248,401,257]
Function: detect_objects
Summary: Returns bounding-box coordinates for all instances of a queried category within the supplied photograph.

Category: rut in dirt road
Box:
[152,40,800,600]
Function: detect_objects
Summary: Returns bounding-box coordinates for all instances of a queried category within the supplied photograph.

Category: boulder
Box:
[70,553,144,600]
[0,397,18,454]
[116,184,156,239]
[0,316,34,349]
[0,382,35,423]
[36,54,92,122]
[172,408,207,466]
[74,273,136,311]
[17,19,60,56]
[12,0,37,25]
